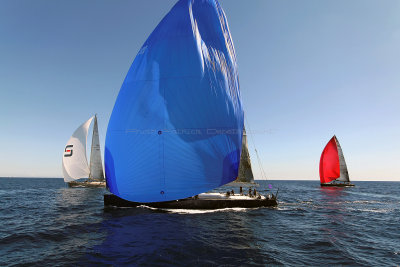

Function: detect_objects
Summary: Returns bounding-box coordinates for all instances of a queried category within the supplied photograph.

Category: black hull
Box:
[321,183,355,187]
[104,194,278,209]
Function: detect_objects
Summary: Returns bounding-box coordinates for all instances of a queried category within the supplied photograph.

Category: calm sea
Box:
[0,178,399,266]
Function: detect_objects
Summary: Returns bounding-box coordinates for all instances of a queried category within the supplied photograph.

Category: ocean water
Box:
[0,178,399,266]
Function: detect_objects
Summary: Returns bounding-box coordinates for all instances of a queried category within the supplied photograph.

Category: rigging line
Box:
[255,148,268,181]
[244,114,268,180]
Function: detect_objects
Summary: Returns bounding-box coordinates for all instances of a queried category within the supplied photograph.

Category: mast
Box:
[236,127,254,182]
[89,115,105,181]
[334,136,350,182]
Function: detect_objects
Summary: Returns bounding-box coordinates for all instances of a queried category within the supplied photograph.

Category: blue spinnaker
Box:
[105,0,244,202]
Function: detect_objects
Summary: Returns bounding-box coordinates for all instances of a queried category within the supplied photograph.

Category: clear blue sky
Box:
[0,0,399,180]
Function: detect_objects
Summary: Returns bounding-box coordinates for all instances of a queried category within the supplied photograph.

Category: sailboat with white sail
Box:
[103,0,277,208]
[62,115,105,188]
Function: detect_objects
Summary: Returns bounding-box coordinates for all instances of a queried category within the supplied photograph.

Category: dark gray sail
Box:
[89,115,104,181]
[236,127,254,183]
[335,136,350,182]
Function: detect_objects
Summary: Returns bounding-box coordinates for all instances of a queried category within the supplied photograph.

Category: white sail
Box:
[62,117,94,182]
[236,127,254,182]
[89,115,104,180]
[335,136,350,182]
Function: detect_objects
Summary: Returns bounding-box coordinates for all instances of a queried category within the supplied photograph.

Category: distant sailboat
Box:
[104,0,277,208]
[319,135,354,187]
[62,115,105,187]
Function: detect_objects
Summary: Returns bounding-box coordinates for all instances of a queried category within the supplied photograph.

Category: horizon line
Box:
[0,177,399,182]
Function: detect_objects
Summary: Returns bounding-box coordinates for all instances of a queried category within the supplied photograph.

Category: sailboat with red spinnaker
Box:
[319,136,355,187]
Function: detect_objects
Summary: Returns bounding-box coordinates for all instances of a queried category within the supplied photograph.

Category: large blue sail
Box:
[105,0,244,203]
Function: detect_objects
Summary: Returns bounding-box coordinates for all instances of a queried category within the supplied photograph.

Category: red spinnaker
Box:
[319,137,340,184]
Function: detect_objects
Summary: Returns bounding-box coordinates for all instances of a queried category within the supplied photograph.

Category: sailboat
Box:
[319,135,354,187]
[62,115,106,188]
[104,0,277,208]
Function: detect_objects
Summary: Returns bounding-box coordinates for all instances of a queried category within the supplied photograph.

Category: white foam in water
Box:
[163,207,250,214]
[346,207,390,213]
[140,206,252,214]
[351,200,384,204]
